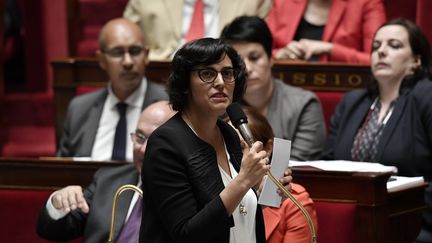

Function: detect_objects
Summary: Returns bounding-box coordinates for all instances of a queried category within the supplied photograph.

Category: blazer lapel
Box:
[80,90,107,156]
[218,119,242,172]
[286,0,307,41]
[141,82,163,110]
[322,0,347,41]
[376,95,408,161]
[180,117,225,201]
[263,208,281,239]
[339,96,373,158]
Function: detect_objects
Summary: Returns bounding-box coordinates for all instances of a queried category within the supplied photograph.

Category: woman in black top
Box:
[139,38,270,243]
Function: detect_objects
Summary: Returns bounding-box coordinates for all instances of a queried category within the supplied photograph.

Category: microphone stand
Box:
[266,171,317,243]
[243,138,316,243]
[108,184,143,243]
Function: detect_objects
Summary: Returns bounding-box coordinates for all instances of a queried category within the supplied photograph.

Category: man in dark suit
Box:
[36,101,176,242]
[57,18,168,161]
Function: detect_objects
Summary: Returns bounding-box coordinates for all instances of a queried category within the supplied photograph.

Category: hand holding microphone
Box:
[227,103,316,243]
[237,140,270,190]
[227,103,271,188]
[227,103,288,192]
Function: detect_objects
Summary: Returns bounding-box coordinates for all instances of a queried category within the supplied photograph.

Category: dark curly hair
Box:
[168,38,247,111]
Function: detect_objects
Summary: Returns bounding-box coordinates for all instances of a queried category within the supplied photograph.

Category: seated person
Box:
[57,18,168,161]
[36,101,176,242]
[221,16,326,161]
[266,0,386,64]
[123,0,272,60]
[237,106,318,243]
[321,18,432,242]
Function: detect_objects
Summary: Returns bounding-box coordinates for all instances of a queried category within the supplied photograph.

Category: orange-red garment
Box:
[266,0,386,64]
[263,183,318,243]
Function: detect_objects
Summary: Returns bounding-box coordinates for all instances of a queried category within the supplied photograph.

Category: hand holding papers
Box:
[258,138,291,208]
[257,138,317,243]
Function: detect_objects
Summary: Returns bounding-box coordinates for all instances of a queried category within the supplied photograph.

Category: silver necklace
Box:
[220,168,248,216]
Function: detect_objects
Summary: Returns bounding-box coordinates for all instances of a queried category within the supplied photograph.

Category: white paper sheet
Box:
[290,160,398,173]
[258,138,291,208]
[387,176,425,192]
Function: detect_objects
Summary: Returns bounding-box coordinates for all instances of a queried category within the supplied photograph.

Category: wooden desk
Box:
[0,157,125,190]
[293,168,426,243]
[0,157,425,242]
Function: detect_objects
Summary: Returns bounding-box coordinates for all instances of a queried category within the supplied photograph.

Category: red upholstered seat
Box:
[315,201,357,243]
[0,189,81,243]
[1,126,55,157]
[73,0,129,57]
[314,91,345,131]
[0,93,56,157]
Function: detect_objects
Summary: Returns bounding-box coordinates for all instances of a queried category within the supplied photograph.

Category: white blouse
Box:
[219,152,257,243]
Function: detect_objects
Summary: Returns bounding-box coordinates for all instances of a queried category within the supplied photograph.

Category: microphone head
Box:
[226,103,248,128]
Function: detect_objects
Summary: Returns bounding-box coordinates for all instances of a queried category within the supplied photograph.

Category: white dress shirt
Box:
[219,149,257,243]
[180,0,219,45]
[91,78,148,162]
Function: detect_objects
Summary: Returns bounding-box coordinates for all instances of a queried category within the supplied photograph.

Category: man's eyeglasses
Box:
[130,132,147,145]
[102,46,145,59]
[191,67,237,84]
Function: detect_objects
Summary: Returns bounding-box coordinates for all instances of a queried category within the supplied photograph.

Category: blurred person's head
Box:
[221,16,274,102]
[225,105,274,154]
[131,101,176,172]
[97,18,150,101]
[242,106,274,154]
[371,18,432,94]
[168,38,246,116]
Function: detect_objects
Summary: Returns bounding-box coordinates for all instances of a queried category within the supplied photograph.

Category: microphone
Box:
[226,102,317,243]
[226,103,254,147]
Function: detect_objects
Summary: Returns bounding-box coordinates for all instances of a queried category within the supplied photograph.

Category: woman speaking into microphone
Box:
[139,38,286,243]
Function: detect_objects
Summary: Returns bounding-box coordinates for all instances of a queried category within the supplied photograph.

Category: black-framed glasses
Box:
[191,67,237,83]
[130,132,147,145]
[102,46,145,58]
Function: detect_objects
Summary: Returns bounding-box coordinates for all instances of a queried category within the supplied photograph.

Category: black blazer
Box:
[322,79,432,179]
[139,113,266,243]
[322,79,432,242]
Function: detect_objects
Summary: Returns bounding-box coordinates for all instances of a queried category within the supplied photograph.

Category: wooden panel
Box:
[0,157,425,243]
[291,168,425,243]
[0,157,125,190]
[52,58,372,89]
[51,58,373,145]
[273,61,372,91]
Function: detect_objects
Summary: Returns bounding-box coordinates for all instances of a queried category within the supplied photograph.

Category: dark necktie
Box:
[112,102,128,161]
[116,197,143,243]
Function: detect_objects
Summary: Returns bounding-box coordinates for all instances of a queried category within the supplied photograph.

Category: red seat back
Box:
[315,201,357,243]
[314,91,345,131]
[0,189,81,243]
